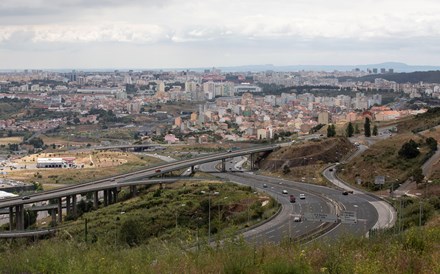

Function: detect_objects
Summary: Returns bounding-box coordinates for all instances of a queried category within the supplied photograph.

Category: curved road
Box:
[200,159,378,243]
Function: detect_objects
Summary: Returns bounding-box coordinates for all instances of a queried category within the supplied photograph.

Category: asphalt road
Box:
[199,159,378,243]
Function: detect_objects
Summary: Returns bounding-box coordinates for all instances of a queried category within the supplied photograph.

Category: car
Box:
[299,194,305,199]
[329,168,333,172]
[227,149,232,153]
[282,189,288,194]
[155,169,161,173]
[342,191,349,195]
[289,195,296,203]
[263,184,268,188]
[293,216,301,222]
[21,196,30,200]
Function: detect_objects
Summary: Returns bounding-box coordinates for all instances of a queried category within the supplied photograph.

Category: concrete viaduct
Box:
[0,145,278,235]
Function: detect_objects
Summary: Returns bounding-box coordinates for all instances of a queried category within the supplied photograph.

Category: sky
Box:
[1,0,440,69]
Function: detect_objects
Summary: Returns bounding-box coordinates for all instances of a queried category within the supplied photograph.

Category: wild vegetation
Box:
[0,225,438,273]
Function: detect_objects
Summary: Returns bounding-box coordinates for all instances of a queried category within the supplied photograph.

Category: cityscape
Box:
[0,0,439,273]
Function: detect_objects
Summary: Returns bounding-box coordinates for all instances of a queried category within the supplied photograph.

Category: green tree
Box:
[364,117,371,137]
[327,124,336,137]
[411,167,424,184]
[426,137,438,151]
[372,124,378,136]
[346,122,354,137]
[398,139,420,159]
[29,137,44,149]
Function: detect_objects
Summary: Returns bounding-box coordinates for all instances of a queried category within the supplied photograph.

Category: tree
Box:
[426,137,438,151]
[327,124,336,137]
[364,117,371,137]
[372,124,378,136]
[29,137,44,149]
[398,139,420,159]
[411,167,424,184]
[346,122,354,137]
[73,117,81,124]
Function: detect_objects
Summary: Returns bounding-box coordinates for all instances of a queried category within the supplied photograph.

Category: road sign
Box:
[375,176,385,185]
[340,211,357,224]
[304,212,338,223]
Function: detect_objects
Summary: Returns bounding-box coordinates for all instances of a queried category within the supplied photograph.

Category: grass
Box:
[338,132,430,191]
[46,181,278,247]
[0,225,438,273]
[0,136,23,145]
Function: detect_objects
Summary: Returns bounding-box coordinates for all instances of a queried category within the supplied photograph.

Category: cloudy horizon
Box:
[1,0,440,69]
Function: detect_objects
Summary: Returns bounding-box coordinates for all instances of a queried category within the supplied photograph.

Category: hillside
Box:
[260,137,355,171]
[338,70,440,84]
[258,137,355,184]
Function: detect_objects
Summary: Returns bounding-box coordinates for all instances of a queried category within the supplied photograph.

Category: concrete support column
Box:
[191,166,195,173]
[113,188,118,203]
[57,198,63,223]
[221,159,226,172]
[16,205,24,230]
[108,190,113,205]
[72,195,77,217]
[93,191,99,209]
[51,209,56,224]
[9,207,13,231]
[103,190,108,206]
[66,196,71,216]
[250,153,255,170]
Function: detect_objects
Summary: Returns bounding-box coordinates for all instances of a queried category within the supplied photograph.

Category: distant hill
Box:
[338,70,440,84]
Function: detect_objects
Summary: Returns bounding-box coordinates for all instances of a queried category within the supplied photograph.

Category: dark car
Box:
[289,195,296,203]
[155,169,161,173]
[21,196,30,200]
[342,191,349,195]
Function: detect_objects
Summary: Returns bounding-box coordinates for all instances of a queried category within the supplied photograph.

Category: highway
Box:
[200,159,378,243]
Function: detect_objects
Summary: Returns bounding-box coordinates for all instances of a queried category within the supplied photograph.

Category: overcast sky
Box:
[1,0,439,69]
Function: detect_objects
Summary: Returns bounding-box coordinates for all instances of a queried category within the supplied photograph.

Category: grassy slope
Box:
[260,137,355,185]
[0,226,438,273]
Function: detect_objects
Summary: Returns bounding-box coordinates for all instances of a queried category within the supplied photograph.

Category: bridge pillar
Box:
[72,195,77,217]
[66,196,71,217]
[51,209,56,225]
[16,205,24,230]
[103,190,108,206]
[250,153,255,170]
[113,188,118,203]
[191,166,195,173]
[9,207,13,231]
[93,191,99,209]
[57,198,63,223]
[221,159,226,172]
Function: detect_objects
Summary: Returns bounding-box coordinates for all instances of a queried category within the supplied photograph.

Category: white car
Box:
[299,194,305,199]
[282,189,288,194]
[293,216,301,222]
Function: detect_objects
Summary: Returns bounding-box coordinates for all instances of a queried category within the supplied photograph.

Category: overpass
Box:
[0,145,278,233]
[94,144,165,152]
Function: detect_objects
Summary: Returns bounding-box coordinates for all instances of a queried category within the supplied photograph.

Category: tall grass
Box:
[0,226,438,273]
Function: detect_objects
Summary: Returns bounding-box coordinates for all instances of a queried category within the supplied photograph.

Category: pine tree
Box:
[364,117,371,137]
[346,122,354,137]
[372,124,378,136]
